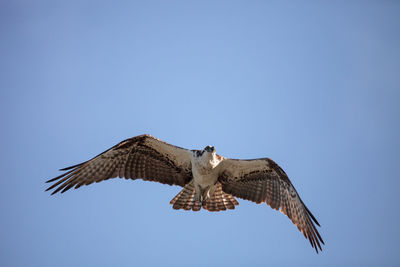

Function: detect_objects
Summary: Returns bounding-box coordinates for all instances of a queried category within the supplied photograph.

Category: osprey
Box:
[46,134,324,252]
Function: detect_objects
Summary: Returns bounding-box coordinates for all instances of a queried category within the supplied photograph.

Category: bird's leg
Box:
[200,186,213,205]
[194,184,202,203]
[207,185,216,199]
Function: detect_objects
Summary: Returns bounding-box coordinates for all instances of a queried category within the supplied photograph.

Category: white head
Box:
[203,145,216,154]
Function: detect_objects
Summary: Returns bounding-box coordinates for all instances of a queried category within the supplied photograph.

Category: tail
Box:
[203,182,239,212]
[170,181,201,211]
[170,182,239,212]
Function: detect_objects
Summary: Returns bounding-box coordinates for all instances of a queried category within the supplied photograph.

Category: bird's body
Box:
[191,147,221,202]
[46,134,324,253]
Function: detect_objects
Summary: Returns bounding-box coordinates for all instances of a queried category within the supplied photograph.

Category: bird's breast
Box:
[193,170,218,188]
[192,162,219,187]
[191,152,221,187]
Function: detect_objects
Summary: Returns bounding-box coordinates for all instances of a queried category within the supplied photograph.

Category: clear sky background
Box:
[1,1,399,266]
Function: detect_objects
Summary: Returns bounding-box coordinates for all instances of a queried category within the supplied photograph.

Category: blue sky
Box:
[1,1,399,266]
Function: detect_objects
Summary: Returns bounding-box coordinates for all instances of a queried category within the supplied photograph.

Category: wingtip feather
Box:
[304,204,321,227]
[59,163,83,171]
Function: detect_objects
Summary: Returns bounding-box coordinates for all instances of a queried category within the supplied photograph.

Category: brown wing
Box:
[46,134,193,194]
[218,158,324,253]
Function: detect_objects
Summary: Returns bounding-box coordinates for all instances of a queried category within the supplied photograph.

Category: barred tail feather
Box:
[203,183,239,212]
[170,182,239,212]
[170,181,201,211]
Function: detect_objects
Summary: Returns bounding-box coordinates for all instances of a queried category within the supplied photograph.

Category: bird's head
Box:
[204,145,216,154]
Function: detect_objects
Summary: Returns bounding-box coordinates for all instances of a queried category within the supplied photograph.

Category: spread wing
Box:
[218,158,324,253]
[46,134,193,194]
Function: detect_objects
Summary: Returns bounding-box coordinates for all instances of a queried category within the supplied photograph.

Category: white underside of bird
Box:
[191,148,222,202]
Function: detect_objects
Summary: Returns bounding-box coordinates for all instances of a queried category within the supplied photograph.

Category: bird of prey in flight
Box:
[46,134,324,252]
